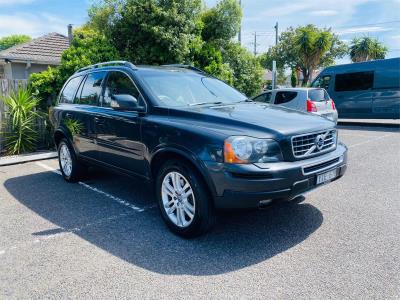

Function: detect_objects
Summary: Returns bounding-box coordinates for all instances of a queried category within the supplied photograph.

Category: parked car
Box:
[51,61,348,238]
[253,88,338,123]
[311,57,400,119]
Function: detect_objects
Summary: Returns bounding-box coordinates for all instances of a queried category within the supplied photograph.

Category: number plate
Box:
[316,169,337,185]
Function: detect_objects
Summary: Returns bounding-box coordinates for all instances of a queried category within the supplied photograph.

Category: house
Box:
[0,32,70,80]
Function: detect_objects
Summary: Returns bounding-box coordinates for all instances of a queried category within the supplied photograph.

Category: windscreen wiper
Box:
[238,98,253,102]
[189,101,223,106]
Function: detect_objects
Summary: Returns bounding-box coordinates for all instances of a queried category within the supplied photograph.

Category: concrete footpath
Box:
[338,118,400,128]
[0,151,57,167]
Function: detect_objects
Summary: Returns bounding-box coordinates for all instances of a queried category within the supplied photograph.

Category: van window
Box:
[60,76,82,103]
[309,89,329,102]
[76,72,106,105]
[312,75,331,90]
[275,91,297,104]
[335,71,374,92]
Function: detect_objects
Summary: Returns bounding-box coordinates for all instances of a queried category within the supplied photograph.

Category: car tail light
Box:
[306,99,317,112]
[330,99,336,110]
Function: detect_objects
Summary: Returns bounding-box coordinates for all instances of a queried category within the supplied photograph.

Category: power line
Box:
[332,20,400,29]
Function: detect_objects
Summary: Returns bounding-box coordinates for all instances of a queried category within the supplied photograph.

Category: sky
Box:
[1,0,399,63]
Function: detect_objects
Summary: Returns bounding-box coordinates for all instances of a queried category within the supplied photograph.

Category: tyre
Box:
[58,138,86,182]
[156,159,216,238]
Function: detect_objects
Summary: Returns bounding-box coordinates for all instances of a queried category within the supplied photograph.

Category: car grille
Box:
[292,129,337,158]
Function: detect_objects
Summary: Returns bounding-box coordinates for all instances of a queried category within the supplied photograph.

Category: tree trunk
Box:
[302,69,309,86]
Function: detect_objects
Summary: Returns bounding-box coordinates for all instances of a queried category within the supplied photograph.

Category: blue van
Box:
[311,58,400,119]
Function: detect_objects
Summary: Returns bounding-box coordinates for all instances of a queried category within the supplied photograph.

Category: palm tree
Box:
[349,37,387,62]
[295,25,333,85]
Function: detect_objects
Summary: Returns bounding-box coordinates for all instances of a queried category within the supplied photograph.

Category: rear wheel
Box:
[156,160,215,238]
[58,138,86,182]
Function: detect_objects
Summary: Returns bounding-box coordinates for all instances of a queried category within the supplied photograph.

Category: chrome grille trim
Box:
[291,129,337,158]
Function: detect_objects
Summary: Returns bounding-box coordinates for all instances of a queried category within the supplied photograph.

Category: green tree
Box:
[201,0,242,43]
[91,0,202,64]
[291,69,297,87]
[221,42,264,96]
[260,25,347,86]
[349,37,387,62]
[0,35,31,51]
[194,43,234,84]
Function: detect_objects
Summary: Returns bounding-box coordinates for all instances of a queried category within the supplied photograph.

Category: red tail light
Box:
[330,99,336,110]
[306,99,317,112]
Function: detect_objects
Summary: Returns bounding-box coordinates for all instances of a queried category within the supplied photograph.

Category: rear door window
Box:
[60,76,83,103]
[76,71,107,105]
[275,91,297,104]
[308,89,329,102]
[335,71,374,92]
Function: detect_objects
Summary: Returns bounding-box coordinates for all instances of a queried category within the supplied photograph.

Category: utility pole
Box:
[253,31,257,55]
[238,0,242,45]
[274,22,279,45]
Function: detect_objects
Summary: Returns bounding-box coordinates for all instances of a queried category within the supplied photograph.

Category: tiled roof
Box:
[0,32,69,65]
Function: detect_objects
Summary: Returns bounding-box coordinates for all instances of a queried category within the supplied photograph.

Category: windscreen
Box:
[308,89,329,102]
[141,71,247,107]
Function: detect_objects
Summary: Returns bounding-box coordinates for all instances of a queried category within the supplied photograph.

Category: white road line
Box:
[35,161,155,213]
[348,133,395,149]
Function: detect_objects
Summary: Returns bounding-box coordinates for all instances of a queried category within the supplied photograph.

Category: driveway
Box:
[0,126,399,299]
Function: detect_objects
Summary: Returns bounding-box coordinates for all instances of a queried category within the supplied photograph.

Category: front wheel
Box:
[156,160,215,238]
[58,138,86,182]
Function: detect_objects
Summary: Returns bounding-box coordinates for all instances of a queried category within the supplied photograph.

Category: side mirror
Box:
[110,94,139,110]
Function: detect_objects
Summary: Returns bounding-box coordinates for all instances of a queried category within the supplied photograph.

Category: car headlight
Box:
[224,136,283,164]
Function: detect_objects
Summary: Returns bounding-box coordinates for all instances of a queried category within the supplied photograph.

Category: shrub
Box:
[1,88,41,155]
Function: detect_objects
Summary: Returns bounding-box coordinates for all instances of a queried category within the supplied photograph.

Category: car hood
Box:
[168,102,335,138]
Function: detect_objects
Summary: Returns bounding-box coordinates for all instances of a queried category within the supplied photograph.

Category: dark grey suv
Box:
[51,61,348,237]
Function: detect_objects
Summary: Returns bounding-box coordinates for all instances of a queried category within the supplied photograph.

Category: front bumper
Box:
[205,143,348,209]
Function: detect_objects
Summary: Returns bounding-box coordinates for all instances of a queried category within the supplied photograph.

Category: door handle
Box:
[94,117,105,124]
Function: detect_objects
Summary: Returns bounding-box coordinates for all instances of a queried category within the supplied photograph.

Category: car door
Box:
[333,71,374,117]
[70,71,107,161]
[95,70,146,176]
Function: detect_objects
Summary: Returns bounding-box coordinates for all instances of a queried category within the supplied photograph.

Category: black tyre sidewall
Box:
[156,160,215,238]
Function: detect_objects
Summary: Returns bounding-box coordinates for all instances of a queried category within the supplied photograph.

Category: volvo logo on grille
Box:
[315,135,325,151]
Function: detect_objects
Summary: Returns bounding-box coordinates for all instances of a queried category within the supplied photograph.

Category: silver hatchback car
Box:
[253,88,338,123]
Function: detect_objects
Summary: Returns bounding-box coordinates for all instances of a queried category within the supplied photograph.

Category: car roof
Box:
[73,61,205,77]
[272,87,323,91]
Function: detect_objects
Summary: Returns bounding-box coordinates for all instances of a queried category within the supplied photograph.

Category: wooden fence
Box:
[0,79,48,155]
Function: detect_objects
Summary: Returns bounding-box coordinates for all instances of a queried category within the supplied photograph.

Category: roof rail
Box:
[74,61,137,74]
[161,64,206,74]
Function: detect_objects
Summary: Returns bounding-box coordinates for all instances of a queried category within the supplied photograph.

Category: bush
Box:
[1,88,41,154]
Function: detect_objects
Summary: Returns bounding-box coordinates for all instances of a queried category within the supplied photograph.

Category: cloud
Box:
[309,10,338,16]
[0,13,70,38]
[337,26,395,35]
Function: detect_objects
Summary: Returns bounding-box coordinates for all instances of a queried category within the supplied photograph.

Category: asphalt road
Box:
[0,126,399,299]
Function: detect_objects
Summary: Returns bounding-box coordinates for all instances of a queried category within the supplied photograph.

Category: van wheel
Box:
[58,138,86,182]
[156,160,216,238]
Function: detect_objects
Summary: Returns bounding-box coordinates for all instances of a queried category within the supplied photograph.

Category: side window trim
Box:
[101,70,147,111]
[73,74,88,104]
